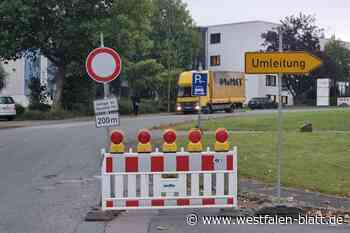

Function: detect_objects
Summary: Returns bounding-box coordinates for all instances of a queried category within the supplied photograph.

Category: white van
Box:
[0,96,16,121]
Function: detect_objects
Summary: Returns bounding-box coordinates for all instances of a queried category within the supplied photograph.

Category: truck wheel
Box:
[206,105,213,114]
[225,105,234,113]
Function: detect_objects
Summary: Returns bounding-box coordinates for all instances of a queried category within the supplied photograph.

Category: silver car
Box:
[0,96,16,121]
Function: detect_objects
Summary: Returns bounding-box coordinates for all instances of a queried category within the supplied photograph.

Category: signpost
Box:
[94,98,120,128]
[86,33,122,150]
[192,72,208,129]
[245,34,323,204]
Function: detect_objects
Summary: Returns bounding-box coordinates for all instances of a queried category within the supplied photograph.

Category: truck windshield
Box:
[177,87,192,97]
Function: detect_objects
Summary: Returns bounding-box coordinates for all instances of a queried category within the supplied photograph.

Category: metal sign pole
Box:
[276,29,283,203]
[197,67,203,129]
[197,96,201,129]
[100,32,110,149]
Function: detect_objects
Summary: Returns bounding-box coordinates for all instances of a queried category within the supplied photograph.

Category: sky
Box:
[182,0,350,41]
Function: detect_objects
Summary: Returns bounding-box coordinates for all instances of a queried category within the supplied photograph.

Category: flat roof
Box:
[200,20,280,29]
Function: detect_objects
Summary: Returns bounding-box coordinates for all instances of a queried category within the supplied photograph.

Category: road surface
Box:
[0,109,348,233]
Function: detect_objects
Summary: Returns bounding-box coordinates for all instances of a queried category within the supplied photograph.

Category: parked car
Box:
[0,96,16,121]
[248,97,278,109]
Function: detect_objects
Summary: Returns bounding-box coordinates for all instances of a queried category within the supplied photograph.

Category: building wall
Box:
[204,21,294,105]
[0,53,51,107]
[0,59,28,106]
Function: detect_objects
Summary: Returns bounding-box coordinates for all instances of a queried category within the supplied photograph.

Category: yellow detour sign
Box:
[245,51,322,74]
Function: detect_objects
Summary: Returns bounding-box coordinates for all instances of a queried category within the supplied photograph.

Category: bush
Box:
[18,108,83,121]
[29,103,51,112]
[15,104,25,116]
[118,98,169,115]
[118,98,133,115]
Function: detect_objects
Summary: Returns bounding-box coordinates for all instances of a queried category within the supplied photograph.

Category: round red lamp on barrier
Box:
[111,130,124,144]
[138,129,151,144]
[163,129,177,144]
[188,129,202,143]
[215,128,229,143]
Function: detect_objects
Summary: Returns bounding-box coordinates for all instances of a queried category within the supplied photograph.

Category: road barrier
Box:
[101,128,237,210]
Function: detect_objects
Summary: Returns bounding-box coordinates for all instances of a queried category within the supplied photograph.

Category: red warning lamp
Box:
[110,130,125,153]
[187,129,202,152]
[215,128,229,143]
[111,130,124,144]
[163,129,177,144]
[138,130,151,144]
[137,129,152,153]
[188,129,202,143]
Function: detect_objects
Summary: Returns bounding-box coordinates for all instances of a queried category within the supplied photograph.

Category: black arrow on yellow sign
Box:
[245,51,323,74]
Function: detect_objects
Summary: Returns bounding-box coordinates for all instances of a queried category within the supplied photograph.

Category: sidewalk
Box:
[0,116,94,130]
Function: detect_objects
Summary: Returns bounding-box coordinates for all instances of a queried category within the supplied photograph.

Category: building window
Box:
[210,33,221,44]
[282,78,288,91]
[267,94,277,102]
[210,55,221,66]
[282,96,288,105]
[266,75,276,87]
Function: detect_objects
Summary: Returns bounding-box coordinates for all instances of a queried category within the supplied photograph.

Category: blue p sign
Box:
[192,73,208,96]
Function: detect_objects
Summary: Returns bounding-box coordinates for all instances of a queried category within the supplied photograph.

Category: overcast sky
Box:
[183,0,350,41]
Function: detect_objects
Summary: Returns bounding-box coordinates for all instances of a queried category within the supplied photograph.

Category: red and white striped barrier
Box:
[101,147,238,210]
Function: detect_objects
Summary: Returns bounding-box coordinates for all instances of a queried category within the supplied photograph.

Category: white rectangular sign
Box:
[94,98,119,128]
[337,97,350,106]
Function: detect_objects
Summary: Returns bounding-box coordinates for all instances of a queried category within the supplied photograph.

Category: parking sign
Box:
[192,72,208,96]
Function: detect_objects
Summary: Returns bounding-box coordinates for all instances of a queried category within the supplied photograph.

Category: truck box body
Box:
[211,71,245,103]
[176,70,245,113]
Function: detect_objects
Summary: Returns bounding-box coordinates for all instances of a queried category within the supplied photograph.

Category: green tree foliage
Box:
[150,0,200,70]
[0,0,113,106]
[324,36,350,101]
[0,63,7,91]
[126,59,164,98]
[262,13,323,104]
[0,0,200,112]
[325,36,350,82]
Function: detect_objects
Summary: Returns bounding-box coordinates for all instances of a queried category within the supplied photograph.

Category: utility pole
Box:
[276,28,283,204]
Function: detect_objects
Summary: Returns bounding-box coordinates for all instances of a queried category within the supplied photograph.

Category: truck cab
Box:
[176,71,210,113]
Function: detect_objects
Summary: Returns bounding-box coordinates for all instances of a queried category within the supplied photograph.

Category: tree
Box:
[262,13,323,104]
[150,0,201,70]
[0,63,7,91]
[126,59,164,99]
[325,36,350,82]
[0,0,113,107]
[324,36,350,102]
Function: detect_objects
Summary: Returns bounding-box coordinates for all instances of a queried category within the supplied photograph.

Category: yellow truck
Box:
[176,71,245,113]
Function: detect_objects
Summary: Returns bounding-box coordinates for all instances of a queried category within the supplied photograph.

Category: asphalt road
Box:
[0,108,348,233]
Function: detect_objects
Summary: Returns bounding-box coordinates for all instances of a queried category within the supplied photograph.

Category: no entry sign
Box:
[86,47,122,83]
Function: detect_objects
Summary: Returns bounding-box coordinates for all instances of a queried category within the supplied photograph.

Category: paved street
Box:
[0,109,348,233]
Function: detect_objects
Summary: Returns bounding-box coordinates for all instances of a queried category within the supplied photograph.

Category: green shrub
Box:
[18,109,82,120]
[29,103,51,112]
[15,104,25,116]
[118,98,133,115]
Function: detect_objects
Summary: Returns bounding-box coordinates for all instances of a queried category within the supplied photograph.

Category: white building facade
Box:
[0,53,54,107]
[202,21,294,105]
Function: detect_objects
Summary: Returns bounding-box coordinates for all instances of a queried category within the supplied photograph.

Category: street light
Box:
[162,8,172,113]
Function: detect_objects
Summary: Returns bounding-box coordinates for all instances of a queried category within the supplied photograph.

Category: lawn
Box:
[172,109,350,196]
[174,108,350,132]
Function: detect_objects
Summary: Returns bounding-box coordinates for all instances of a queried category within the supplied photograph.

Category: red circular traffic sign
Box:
[86,47,122,83]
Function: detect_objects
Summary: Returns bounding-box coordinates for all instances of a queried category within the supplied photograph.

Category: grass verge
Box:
[172,108,350,197]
